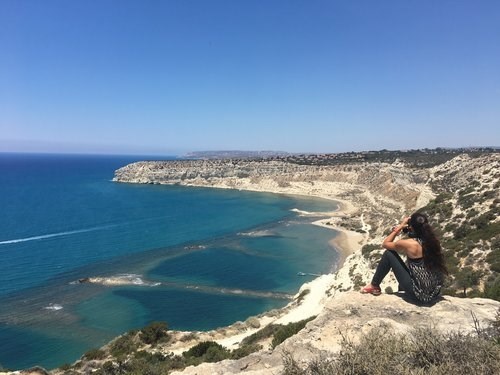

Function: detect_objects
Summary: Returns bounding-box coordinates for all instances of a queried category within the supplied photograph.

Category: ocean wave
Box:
[291,208,337,217]
[237,230,277,237]
[183,244,207,250]
[75,274,161,287]
[290,208,317,216]
[0,225,117,246]
[44,303,63,311]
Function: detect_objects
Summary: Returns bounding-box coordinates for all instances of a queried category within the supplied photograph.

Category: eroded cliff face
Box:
[113,159,428,201]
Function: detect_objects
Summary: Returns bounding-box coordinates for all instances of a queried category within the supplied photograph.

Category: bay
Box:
[0,153,340,370]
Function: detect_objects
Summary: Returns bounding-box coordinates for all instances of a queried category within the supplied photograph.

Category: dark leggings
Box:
[371,250,415,296]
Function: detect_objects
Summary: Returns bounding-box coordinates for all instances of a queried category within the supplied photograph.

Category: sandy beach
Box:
[328,228,365,268]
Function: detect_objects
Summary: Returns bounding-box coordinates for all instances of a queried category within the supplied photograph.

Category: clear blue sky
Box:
[1,0,499,155]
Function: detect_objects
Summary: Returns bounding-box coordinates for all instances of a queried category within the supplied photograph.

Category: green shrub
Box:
[82,348,106,361]
[457,193,476,210]
[421,200,453,221]
[108,351,181,375]
[455,266,482,296]
[484,277,500,301]
[110,331,138,358]
[443,250,459,274]
[296,289,310,304]
[362,244,379,258]
[454,224,471,240]
[100,361,117,375]
[444,222,459,233]
[482,190,497,200]
[491,236,500,251]
[467,209,479,218]
[488,264,500,274]
[241,324,281,346]
[231,344,262,359]
[471,212,495,230]
[204,345,231,362]
[183,341,230,364]
[271,317,315,349]
[434,193,453,204]
[184,341,219,358]
[468,222,500,242]
[442,239,462,253]
[140,321,169,345]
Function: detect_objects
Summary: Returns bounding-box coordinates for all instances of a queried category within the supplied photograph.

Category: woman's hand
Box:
[391,216,410,234]
[400,216,410,227]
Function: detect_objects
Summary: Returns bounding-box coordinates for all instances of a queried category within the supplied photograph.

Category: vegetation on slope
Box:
[422,160,500,299]
[53,317,315,375]
[359,152,500,300]
[279,147,498,167]
[281,318,500,375]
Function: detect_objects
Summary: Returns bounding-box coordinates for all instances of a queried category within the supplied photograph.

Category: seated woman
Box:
[361,212,448,303]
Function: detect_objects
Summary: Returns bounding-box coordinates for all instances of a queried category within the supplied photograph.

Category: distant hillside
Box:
[183,147,499,167]
[182,150,292,159]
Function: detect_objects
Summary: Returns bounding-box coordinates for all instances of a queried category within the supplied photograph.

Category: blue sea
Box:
[0,153,340,370]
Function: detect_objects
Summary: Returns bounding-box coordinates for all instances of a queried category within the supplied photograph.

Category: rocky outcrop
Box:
[170,291,500,375]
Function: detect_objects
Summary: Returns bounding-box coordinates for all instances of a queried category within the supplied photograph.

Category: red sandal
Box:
[360,285,381,296]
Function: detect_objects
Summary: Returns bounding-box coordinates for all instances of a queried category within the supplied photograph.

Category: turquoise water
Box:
[0,153,340,370]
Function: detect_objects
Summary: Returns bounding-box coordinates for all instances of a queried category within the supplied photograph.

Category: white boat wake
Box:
[0,225,117,245]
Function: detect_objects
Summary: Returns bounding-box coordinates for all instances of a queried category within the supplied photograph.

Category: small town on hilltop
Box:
[185,147,499,167]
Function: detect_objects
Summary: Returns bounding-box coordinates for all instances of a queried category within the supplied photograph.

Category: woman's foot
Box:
[360,284,381,296]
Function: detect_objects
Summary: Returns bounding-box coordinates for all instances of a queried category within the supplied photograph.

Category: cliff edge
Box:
[170,291,500,375]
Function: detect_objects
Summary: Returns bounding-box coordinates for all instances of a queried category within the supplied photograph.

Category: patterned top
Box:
[407,257,444,303]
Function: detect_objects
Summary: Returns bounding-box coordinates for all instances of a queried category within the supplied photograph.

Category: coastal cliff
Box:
[6,151,499,374]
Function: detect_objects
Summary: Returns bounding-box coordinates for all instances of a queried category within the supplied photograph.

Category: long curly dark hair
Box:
[410,212,448,275]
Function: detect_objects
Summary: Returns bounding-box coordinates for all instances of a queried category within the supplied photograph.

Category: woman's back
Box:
[407,257,444,303]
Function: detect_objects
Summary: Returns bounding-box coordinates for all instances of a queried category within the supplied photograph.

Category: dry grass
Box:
[281,325,500,375]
